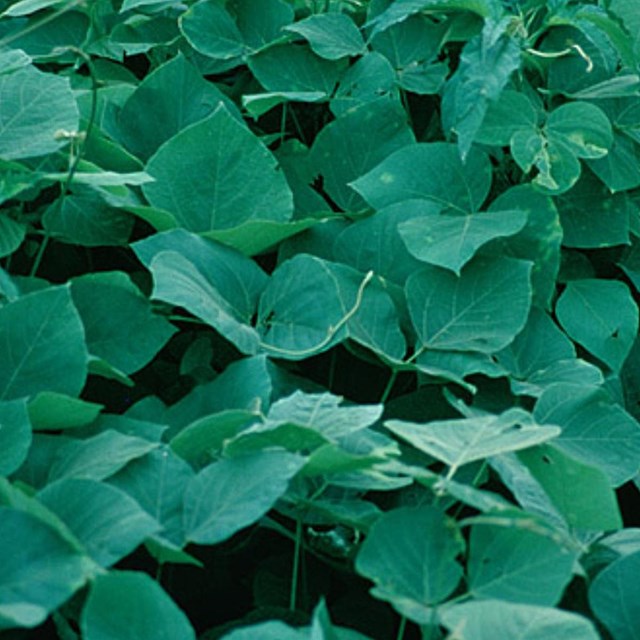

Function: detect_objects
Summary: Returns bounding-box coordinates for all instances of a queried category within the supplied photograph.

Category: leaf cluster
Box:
[1,0,640,638]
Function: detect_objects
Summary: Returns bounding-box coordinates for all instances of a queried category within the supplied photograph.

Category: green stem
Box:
[289,517,303,612]
[29,47,98,277]
[395,615,407,640]
[380,369,398,404]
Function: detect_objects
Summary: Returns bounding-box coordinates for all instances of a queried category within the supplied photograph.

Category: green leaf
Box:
[0,507,93,630]
[143,105,293,232]
[228,0,294,54]
[556,171,631,249]
[405,256,532,352]
[556,279,638,371]
[1,0,66,16]
[587,132,640,193]
[475,90,539,146]
[351,142,492,214]
[0,286,88,402]
[442,19,521,158]
[547,101,613,159]
[467,524,577,604]
[38,479,159,568]
[310,98,415,212]
[0,214,26,258]
[589,550,640,640]
[162,355,273,434]
[266,391,382,441]
[355,506,464,622]
[257,255,405,360]
[488,185,562,309]
[385,409,559,474]
[441,600,600,640]
[496,308,575,384]
[534,383,640,486]
[28,392,102,431]
[518,445,623,531]
[48,430,158,483]
[171,409,259,464]
[183,450,305,544]
[42,188,134,247]
[205,218,320,256]
[0,63,78,160]
[179,0,244,60]
[71,271,175,375]
[117,53,241,161]
[399,208,527,275]
[285,13,365,60]
[110,448,194,548]
[249,43,345,94]
[0,399,31,476]
[333,200,429,285]
[330,52,397,117]
[81,571,195,640]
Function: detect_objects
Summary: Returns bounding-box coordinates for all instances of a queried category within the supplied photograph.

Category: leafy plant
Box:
[1,0,640,638]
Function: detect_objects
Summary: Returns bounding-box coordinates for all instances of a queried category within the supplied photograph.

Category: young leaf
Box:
[143,105,294,232]
[355,506,464,623]
[81,571,195,640]
[556,279,638,371]
[405,256,532,352]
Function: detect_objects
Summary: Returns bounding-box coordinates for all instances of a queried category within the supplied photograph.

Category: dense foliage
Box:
[1,0,640,637]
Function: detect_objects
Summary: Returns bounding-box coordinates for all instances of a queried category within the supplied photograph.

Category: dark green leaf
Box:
[556,279,638,371]
[355,506,463,622]
[39,479,160,567]
[285,13,365,60]
[0,399,31,476]
[81,571,195,640]
[405,256,532,352]
[351,142,492,214]
[0,286,88,402]
[143,106,293,232]
[0,507,93,630]
[183,450,305,544]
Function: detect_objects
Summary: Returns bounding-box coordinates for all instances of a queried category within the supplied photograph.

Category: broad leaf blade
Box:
[143,105,293,232]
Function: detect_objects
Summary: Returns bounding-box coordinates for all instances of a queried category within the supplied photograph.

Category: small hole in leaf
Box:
[542,455,552,464]
[612,329,620,339]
